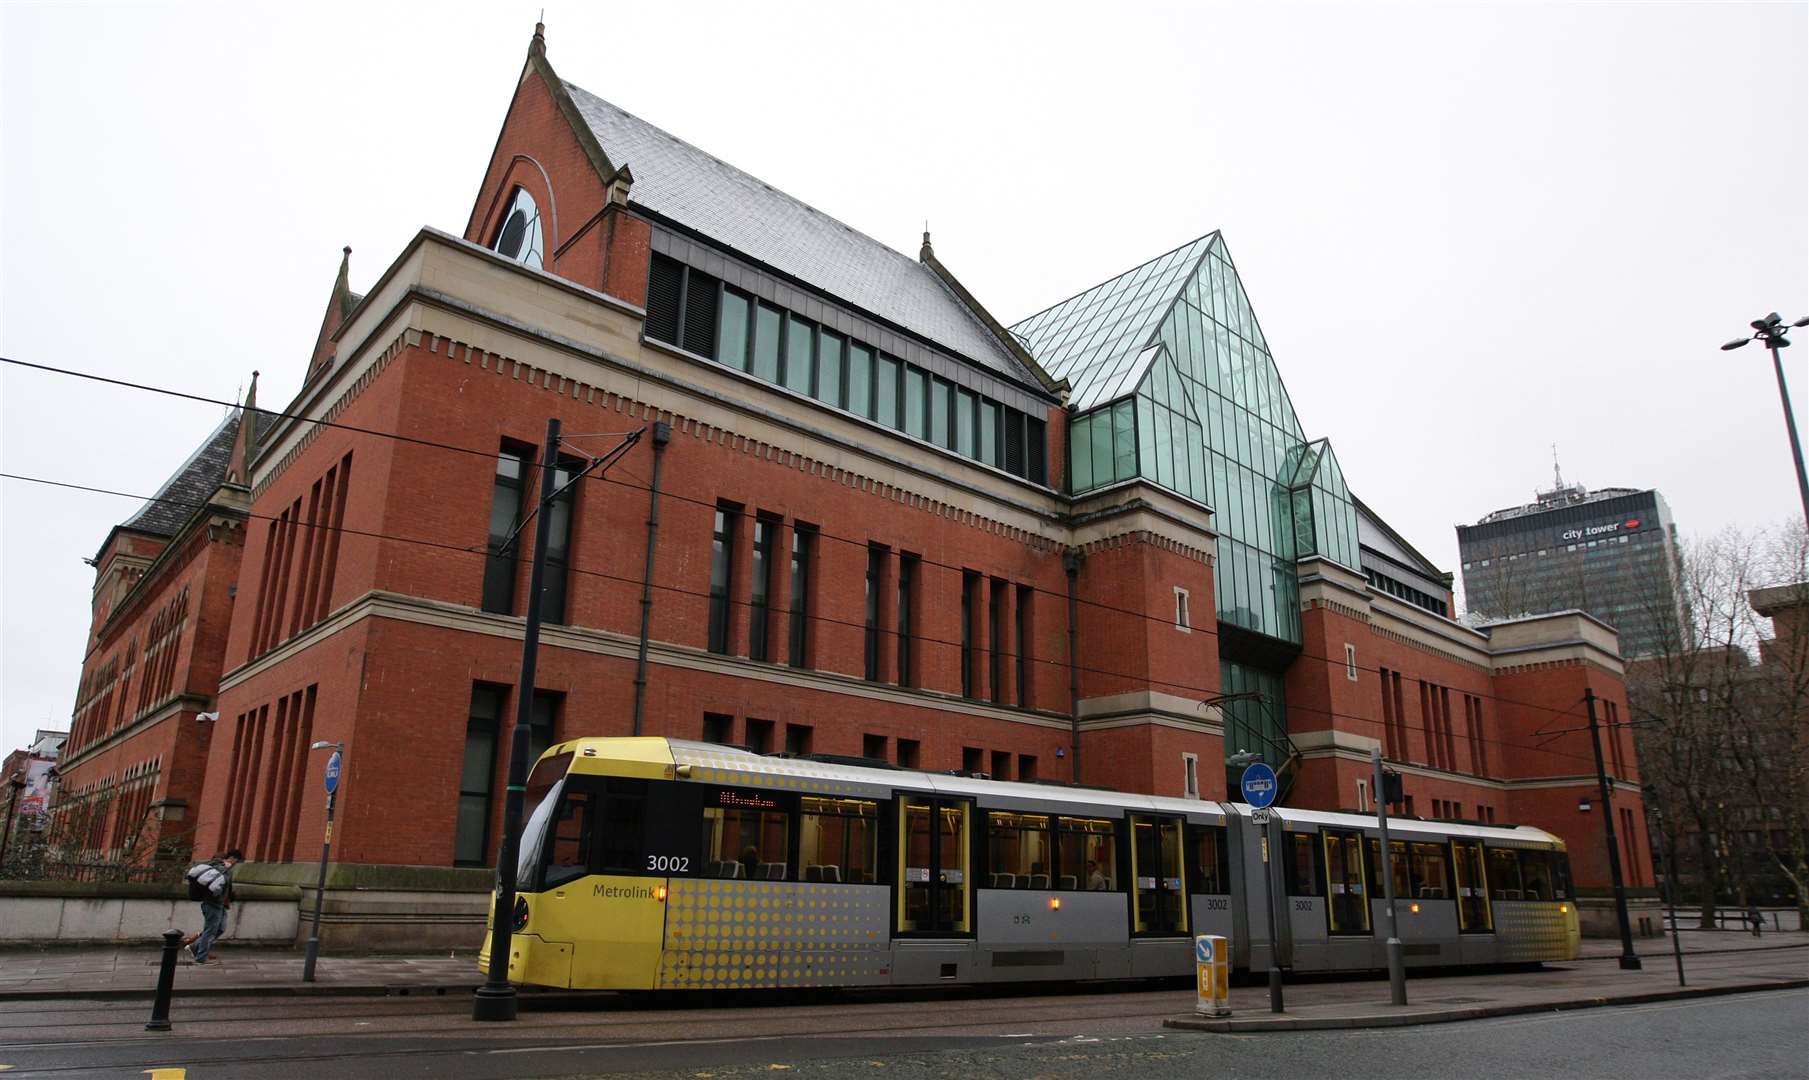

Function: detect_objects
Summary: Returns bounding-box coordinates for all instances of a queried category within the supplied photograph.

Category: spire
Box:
[531,16,546,56]
[226,371,260,486]
[920,222,933,262]
[1552,443,1563,491]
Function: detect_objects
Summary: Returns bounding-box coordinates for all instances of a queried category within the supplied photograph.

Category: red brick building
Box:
[56,27,1651,927]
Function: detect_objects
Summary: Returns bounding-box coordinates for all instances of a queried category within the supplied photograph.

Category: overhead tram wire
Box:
[4,355,1642,731]
[9,477,1620,774]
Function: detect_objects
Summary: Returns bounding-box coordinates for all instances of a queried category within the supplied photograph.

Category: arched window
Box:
[491,187,545,269]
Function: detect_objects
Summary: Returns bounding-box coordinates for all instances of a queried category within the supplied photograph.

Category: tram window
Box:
[1410,842,1450,898]
[987,811,1052,888]
[544,788,597,890]
[1366,839,1410,900]
[799,796,879,884]
[1552,851,1574,900]
[1284,833,1323,896]
[594,779,650,873]
[701,788,790,879]
[1057,816,1119,890]
[1189,824,1232,893]
[1488,847,1525,900]
[1520,850,1556,901]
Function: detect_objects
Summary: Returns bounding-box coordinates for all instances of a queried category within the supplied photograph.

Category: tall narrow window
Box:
[483,446,531,614]
[788,525,814,667]
[849,344,875,419]
[816,331,844,408]
[1380,666,1396,758]
[961,571,979,698]
[528,690,562,766]
[897,554,919,687]
[875,355,900,429]
[491,187,545,269]
[708,506,738,655]
[903,366,928,439]
[931,378,953,447]
[978,400,999,466]
[454,684,507,866]
[749,516,777,661]
[718,288,752,371]
[681,269,720,357]
[864,545,885,681]
[752,303,783,383]
[783,316,814,395]
[539,458,578,625]
[956,389,977,456]
[1016,584,1033,709]
[645,254,683,343]
[989,578,1007,704]
[1344,643,1358,681]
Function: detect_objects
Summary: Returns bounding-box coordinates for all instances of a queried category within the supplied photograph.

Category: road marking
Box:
[143,1071,186,1080]
[486,1034,784,1055]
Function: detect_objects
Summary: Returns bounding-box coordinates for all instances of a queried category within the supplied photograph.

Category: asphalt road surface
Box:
[0,984,1802,1079]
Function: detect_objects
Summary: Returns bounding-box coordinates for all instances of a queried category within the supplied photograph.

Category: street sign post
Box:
[303,743,343,982]
[323,751,342,795]
[1239,761,1284,1013]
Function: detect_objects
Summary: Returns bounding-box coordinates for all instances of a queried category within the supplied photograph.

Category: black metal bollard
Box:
[146,928,181,1031]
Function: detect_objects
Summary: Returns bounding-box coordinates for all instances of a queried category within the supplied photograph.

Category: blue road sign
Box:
[1195,936,1215,964]
[323,750,342,795]
[1240,762,1278,809]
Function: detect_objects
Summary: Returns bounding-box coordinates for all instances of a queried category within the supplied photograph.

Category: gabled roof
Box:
[561,81,1046,390]
[119,412,241,539]
[1008,233,1220,411]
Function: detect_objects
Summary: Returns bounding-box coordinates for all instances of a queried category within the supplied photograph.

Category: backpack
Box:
[186,862,224,901]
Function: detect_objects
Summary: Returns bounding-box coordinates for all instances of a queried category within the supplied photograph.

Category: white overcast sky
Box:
[2,1,1805,752]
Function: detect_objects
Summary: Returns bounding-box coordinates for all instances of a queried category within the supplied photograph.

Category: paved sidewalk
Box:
[0,945,482,1000]
[1167,941,1809,1032]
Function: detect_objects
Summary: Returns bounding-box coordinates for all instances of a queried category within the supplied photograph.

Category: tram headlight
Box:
[1050,898,1061,911]
[1409,903,1420,914]
[1560,904,1569,914]
[655,885,669,902]
[512,896,530,932]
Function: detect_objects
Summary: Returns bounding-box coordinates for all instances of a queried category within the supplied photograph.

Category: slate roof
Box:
[121,412,241,537]
[562,82,1042,389]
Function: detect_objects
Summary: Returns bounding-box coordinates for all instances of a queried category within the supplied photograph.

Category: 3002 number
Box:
[645,855,690,873]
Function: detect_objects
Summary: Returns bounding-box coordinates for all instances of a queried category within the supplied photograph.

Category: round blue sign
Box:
[323,750,342,795]
[1240,762,1278,809]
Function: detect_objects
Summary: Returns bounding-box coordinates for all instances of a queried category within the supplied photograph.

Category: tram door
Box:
[1451,838,1492,932]
[897,797,971,935]
[1322,829,1371,933]
[1130,815,1188,935]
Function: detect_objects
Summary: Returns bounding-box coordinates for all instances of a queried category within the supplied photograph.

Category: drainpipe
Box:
[1064,548,1083,784]
[630,421,673,736]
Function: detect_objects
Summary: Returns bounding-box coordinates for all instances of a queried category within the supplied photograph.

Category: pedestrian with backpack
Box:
[182,849,242,963]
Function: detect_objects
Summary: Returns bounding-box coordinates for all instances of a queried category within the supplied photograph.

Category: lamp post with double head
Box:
[1722,313,1809,530]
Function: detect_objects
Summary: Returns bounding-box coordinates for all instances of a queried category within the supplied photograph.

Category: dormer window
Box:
[491,187,544,269]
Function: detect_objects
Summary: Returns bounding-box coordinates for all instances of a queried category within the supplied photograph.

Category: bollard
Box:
[146,928,181,1031]
[1194,935,1231,1017]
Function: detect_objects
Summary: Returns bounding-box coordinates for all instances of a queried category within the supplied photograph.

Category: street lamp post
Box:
[301,741,344,983]
[1722,313,1809,530]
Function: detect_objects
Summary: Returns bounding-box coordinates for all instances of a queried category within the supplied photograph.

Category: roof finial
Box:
[531,15,546,55]
[920,221,933,262]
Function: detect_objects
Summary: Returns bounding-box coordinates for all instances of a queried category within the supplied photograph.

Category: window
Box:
[593,778,650,874]
[962,746,984,774]
[875,354,900,428]
[955,389,977,456]
[788,525,813,667]
[1344,643,1358,681]
[904,366,928,439]
[816,331,844,408]
[1058,816,1119,891]
[453,684,506,866]
[785,723,814,755]
[483,447,531,614]
[1323,829,1370,933]
[752,303,782,382]
[1189,824,1231,893]
[991,749,1012,781]
[1356,778,1368,813]
[1488,847,1525,900]
[897,738,921,769]
[1003,409,1026,476]
[1366,838,1411,900]
[745,718,774,754]
[1183,753,1200,799]
[749,516,777,661]
[539,459,578,625]
[864,546,885,681]
[702,713,733,745]
[987,811,1052,888]
[799,796,879,884]
[718,288,751,371]
[961,572,979,698]
[848,344,875,418]
[681,268,720,357]
[1520,849,1556,900]
[543,783,595,890]
[897,554,918,687]
[1284,832,1323,896]
[491,186,544,269]
[782,315,814,395]
[701,788,790,880]
[1175,586,1191,630]
[978,400,999,466]
[862,734,887,760]
[1016,585,1033,708]
[930,378,953,447]
[1027,416,1047,485]
[1017,753,1037,781]
[528,689,561,766]
[708,505,737,655]
[989,578,1007,703]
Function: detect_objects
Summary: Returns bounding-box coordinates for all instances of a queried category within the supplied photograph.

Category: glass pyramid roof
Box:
[1010,234,1219,410]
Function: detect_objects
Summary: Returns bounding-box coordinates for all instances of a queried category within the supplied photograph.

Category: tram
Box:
[479,737,1580,990]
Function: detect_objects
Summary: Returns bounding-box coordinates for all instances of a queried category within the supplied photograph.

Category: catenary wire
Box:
[14,472,1623,773]
[3,355,1639,733]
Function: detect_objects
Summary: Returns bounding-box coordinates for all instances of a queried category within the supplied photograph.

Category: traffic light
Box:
[1382,770,1404,807]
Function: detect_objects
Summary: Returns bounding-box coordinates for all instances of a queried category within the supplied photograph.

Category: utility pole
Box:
[1585,686,1641,970]
[473,417,562,1022]
[630,421,672,736]
[1372,747,1407,1006]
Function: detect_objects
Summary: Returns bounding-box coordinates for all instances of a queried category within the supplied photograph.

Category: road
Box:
[0,981,1803,1078]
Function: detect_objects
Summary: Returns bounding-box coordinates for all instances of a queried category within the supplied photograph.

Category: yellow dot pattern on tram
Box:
[657,879,892,989]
